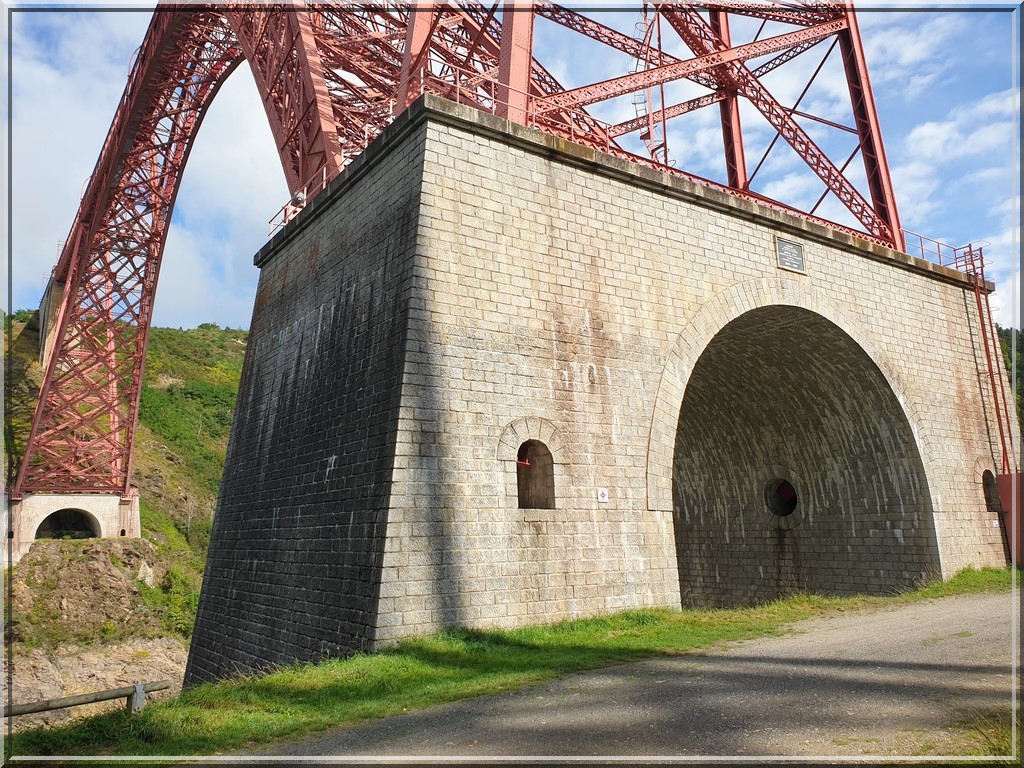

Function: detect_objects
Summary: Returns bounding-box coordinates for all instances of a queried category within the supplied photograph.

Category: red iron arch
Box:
[14,2,905,497]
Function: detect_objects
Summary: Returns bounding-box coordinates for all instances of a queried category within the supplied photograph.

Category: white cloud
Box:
[963,166,1014,187]
[890,161,943,223]
[157,224,260,330]
[962,191,1020,329]
[860,13,959,96]
[890,85,1016,282]
[152,61,287,328]
[904,121,961,159]
[990,269,1020,330]
[761,172,822,209]
[905,109,1013,162]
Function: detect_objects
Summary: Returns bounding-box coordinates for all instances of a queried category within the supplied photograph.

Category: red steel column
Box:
[709,9,747,190]
[496,2,535,122]
[396,7,438,112]
[838,7,903,251]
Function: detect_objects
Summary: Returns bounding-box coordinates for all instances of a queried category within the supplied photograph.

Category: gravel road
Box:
[248,591,1018,762]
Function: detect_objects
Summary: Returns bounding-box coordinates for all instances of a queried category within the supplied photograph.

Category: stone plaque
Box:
[776,237,805,273]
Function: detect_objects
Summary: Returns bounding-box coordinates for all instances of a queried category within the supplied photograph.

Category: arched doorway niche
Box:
[35,508,101,540]
[672,305,940,607]
[981,469,1011,564]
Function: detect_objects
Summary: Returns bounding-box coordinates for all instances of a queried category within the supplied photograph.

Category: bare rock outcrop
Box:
[6,638,188,731]
[5,539,191,732]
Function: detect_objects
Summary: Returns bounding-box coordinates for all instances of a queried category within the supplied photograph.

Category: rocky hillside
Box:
[4,312,246,729]
[4,540,189,729]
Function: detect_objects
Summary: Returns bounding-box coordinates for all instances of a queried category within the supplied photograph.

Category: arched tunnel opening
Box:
[35,509,100,540]
[672,305,941,607]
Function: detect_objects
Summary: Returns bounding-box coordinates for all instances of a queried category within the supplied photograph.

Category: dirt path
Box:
[249,591,1017,761]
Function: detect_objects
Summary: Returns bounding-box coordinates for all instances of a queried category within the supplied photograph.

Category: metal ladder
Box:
[958,244,1016,477]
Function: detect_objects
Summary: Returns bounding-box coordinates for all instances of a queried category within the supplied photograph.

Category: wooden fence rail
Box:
[4,680,171,717]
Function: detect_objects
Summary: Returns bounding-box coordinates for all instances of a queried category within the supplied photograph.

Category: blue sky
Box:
[4,1,1020,329]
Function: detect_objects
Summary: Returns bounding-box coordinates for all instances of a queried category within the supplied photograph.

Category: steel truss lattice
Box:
[15,2,910,497]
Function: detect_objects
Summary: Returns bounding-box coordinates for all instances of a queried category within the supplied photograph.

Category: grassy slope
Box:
[4,313,247,646]
[7,567,1015,758]
[134,323,248,551]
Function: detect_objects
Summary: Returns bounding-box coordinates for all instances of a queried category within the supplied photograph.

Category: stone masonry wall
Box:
[374,98,1008,642]
[184,118,425,684]
[188,96,1010,677]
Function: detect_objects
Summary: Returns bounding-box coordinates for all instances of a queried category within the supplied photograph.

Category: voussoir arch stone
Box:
[497,416,567,462]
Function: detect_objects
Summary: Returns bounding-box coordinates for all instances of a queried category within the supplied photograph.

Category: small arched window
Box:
[982,470,1003,514]
[517,440,555,509]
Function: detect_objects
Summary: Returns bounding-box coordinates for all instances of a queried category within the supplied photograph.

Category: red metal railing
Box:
[901,229,970,270]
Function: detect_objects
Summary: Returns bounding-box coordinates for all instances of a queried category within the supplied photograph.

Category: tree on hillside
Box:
[997,325,1022,440]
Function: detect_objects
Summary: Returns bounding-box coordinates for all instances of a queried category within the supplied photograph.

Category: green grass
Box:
[138,325,247,496]
[7,566,1013,759]
[138,499,192,553]
[135,566,202,639]
[136,501,205,639]
[952,706,1019,759]
[889,565,1015,600]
